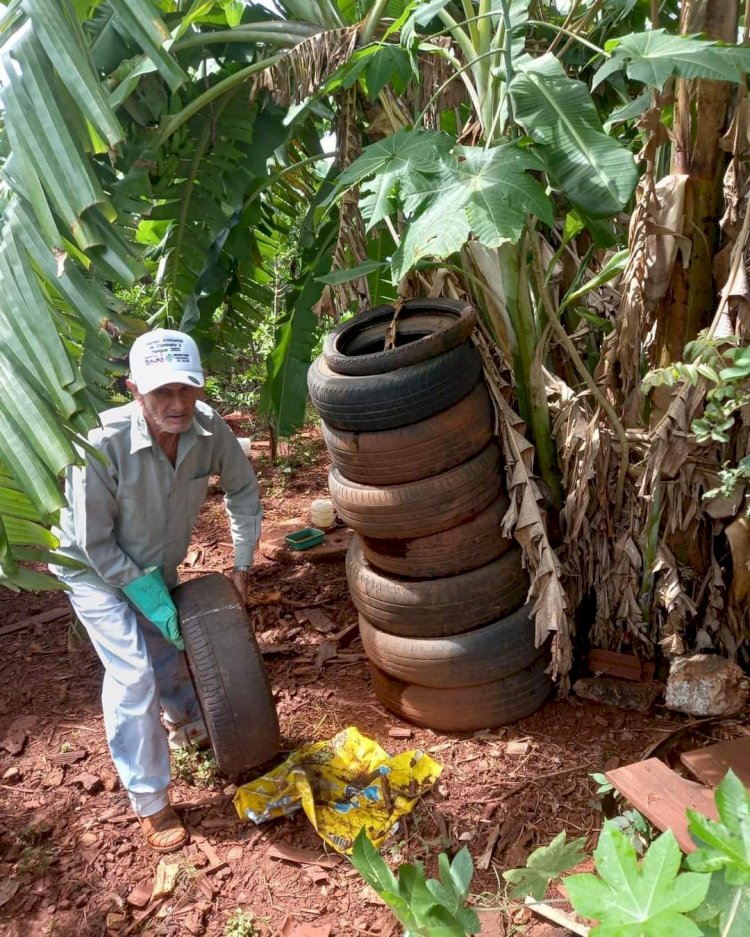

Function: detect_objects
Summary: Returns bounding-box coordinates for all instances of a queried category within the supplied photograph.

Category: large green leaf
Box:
[338,127,453,230]
[687,770,750,885]
[457,143,552,244]
[391,140,551,280]
[21,0,123,147]
[510,53,639,218]
[112,0,187,92]
[565,825,710,936]
[595,29,750,92]
[392,166,471,281]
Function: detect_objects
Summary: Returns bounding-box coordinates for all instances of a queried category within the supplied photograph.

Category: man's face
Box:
[128,381,201,436]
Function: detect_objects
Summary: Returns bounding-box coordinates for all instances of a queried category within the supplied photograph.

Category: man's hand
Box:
[122,568,184,650]
[231,566,248,605]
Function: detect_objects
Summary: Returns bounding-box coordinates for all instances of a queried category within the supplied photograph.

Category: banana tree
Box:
[0,0,352,589]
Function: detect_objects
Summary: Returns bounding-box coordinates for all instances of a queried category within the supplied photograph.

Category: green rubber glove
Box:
[122,567,184,650]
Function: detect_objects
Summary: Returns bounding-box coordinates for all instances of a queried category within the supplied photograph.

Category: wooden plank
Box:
[0,605,69,637]
[681,738,750,789]
[588,649,656,682]
[606,758,718,853]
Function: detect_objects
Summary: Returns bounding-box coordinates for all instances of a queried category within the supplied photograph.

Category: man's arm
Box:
[211,417,263,589]
[66,451,142,587]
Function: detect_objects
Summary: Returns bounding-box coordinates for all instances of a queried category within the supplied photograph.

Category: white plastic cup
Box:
[310,499,335,529]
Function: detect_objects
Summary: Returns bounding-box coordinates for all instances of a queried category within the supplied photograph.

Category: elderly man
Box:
[50,328,262,852]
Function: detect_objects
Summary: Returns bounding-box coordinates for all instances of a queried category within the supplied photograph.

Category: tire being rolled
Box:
[330,443,503,540]
[307,341,482,432]
[369,659,552,732]
[174,574,280,777]
[323,299,477,376]
[346,536,529,637]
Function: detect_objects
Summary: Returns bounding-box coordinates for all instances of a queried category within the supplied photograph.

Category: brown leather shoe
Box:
[138,805,189,853]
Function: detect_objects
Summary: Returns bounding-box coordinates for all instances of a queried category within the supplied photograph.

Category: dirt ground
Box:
[0,416,718,937]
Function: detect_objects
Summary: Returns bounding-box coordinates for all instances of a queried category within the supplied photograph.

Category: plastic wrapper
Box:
[233,726,442,854]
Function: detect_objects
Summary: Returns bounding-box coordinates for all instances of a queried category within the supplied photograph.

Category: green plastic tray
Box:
[284,527,325,551]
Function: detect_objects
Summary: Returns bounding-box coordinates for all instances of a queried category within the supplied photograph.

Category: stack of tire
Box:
[307,299,551,732]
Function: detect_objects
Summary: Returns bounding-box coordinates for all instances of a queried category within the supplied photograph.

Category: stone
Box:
[573,676,663,714]
[665,654,750,717]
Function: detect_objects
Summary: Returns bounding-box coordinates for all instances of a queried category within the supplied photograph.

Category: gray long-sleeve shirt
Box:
[50,400,262,591]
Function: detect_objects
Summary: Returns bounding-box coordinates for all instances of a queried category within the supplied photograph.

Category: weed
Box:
[59,741,73,754]
[223,908,259,937]
[17,844,53,876]
[18,823,48,847]
[590,771,654,855]
[16,823,54,876]
[172,744,219,788]
[351,828,480,935]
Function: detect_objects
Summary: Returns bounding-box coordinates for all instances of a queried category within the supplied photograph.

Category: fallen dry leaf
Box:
[69,772,102,794]
[249,590,283,604]
[300,608,336,633]
[267,842,342,869]
[314,640,338,669]
[279,916,332,937]
[127,878,154,909]
[48,748,88,766]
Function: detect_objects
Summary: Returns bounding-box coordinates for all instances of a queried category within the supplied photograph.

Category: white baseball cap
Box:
[129,328,205,395]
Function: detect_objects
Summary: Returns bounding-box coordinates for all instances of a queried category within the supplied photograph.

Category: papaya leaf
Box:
[688,870,750,937]
[686,770,750,886]
[457,143,552,244]
[338,128,453,230]
[391,142,551,280]
[391,173,470,282]
[594,30,750,92]
[564,825,709,936]
[364,43,412,99]
[503,831,587,900]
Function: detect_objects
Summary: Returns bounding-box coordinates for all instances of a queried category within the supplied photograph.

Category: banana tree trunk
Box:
[652,0,739,574]
[652,0,739,379]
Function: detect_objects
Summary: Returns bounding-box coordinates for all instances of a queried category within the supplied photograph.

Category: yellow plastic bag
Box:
[233,726,442,854]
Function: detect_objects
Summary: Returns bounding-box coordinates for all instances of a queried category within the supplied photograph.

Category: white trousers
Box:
[65,580,204,817]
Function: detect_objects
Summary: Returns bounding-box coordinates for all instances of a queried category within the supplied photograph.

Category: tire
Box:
[321,381,494,485]
[358,605,542,688]
[369,659,552,732]
[361,492,512,579]
[330,443,503,540]
[173,573,280,777]
[323,299,477,376]
[307,341,482,432]
[346,536,529,637]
